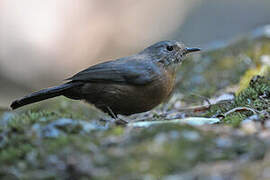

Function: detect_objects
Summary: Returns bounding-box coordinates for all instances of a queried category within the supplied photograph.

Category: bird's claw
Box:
[114,118,128,126]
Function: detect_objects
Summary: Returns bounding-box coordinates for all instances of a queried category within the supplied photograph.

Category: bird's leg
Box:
[106,107,128,125]
[107,106,117,119]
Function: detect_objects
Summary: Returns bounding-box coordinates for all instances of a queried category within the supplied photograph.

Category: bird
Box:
[10,40,200,117]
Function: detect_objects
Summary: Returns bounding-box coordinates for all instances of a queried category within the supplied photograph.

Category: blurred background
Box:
[1,0,270,106]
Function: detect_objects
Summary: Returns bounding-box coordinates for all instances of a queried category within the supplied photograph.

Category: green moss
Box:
[205,76,270,126]
[0,144,32,163]
[0,110,267,179]
[7,111,58,127]
[223,113,247,127]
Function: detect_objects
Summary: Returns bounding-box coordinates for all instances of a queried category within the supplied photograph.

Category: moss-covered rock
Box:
[0,119,266,179]
[205,75,270,127]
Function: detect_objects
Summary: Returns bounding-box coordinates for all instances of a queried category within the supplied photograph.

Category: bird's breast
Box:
[130,66,176,110]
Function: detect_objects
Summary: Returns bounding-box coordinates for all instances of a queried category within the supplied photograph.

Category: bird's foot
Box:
[114,118,128,126]
[106,106,128,126]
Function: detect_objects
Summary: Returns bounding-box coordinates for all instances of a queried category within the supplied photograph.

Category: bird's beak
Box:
[186,47,201,54]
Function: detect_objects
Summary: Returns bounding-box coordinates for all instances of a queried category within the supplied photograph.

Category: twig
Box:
[177,100,232,113]
[223,107,258,117]
[177,105,210,112]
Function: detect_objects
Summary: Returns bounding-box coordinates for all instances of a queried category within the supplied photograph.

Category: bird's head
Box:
[141,40,200,66]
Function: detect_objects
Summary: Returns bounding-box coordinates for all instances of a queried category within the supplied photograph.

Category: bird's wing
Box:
[66,58,162,85]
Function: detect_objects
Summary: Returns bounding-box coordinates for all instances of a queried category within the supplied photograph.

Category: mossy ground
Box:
[0,116,266,179]
[1,29,270,179]
[205,76,270,127]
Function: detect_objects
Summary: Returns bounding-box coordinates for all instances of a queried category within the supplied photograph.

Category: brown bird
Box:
[10,40,200,117]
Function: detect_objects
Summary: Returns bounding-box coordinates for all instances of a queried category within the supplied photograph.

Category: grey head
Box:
[140,40,200,66]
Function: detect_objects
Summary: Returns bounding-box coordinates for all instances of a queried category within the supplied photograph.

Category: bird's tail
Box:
[10,82,80,110]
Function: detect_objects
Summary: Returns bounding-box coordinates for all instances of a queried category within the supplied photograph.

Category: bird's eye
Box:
[166,45,174,51]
